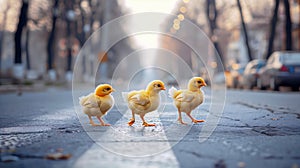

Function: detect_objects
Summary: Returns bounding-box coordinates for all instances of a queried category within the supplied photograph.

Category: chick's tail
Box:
[122,92,129,103]
[79,96,88,106]
[168,86,178,98]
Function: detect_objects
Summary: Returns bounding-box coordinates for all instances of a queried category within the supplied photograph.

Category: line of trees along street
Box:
[161,0,297,71]
[0,0,133,81]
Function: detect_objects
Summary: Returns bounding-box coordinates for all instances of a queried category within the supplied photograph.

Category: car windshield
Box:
[257,62,266,69]
[248,61,265,71]
[238,67,245,74]
[280,53,300,64]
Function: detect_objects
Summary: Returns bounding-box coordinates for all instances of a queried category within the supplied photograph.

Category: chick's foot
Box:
[128,118,135,126]
[90,121,101,126]
[101,123,111,126]
[142,122,156,127]
[177,119,187,125]
[192,119,205,123]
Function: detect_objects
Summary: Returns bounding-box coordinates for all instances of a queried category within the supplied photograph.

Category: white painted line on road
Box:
[74,109,180,168]
[73,143,179,168]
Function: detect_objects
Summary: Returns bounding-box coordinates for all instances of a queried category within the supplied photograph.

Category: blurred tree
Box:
[77,1,85,46]
[88,0,99,37]
[74,0,89,47]
[64,0,75,73]
[0,3,10,73]
[266,0,280,59]
[236,0,253,61]
[74,0,86,78]
[47,0,59,71]
[205,0,225,68]
[25,27,30,70]
[14,0,29,65]
[78,0,96,79]
[283,0,292,50]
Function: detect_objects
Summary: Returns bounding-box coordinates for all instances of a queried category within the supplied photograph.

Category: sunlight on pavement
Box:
[74,109,180,167]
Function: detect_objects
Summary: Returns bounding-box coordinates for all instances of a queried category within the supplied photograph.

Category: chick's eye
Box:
[107,88,111,91]
[197,81,202,84]
[157,84,161,87]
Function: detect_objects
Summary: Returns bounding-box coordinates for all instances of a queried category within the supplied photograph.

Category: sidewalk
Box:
[0,80,72,94]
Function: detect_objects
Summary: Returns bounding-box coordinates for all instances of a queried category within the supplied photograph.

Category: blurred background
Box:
[0,0,299,91]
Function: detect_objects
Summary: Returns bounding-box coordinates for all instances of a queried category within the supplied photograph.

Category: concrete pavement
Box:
[0,88,300,168]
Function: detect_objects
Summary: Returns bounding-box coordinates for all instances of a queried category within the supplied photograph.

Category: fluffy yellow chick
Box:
[168,77,207,124]
[79,84,115,126]
[123,80,166,127]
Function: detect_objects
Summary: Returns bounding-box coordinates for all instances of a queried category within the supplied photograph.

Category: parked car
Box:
[225,63,246,88]
[240,59,266,89]
[257,51,300,91]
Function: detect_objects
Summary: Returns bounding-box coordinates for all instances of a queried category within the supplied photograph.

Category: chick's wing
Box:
[175,91,195,102]
[82,94,100,108]
[128,91,151,110]
[98,98,113,113]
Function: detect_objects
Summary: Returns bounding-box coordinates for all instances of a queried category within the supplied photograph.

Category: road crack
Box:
[179,149,217,160]
[11,153,44,159]
[234,101,300,119]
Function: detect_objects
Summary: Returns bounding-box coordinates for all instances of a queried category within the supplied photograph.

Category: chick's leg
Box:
[186,113,205,123]
[177,110,187,125]
[97,116,110,126]
[88,116,101,126]
[140,114,155,127]
[128,110,135,126]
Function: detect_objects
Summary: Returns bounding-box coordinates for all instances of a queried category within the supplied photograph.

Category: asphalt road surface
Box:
[0,87,299,168]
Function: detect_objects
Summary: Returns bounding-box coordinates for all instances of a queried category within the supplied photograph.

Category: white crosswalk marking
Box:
[74,109,180,167]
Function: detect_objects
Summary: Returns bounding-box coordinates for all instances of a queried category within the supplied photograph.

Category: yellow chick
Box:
[123,80,166,127]
[79,84,115,126]
[168,77,207,124]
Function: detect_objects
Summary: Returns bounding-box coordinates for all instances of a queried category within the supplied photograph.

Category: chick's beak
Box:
[111,88,116,92]
[202,82,207,87]
[161,86,166,90]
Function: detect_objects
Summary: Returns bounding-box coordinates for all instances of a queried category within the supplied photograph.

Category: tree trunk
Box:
[77,0,88,77]
[283,0,292,50]
[66,21,72,72]
[25,28,30,70]
[205,0,224,70]
[65,0,74,72]
[86,0,98,78]
[0,4,10,72]
[237,0,253,61]
[14,0,29,64]
[265,0,280,59]
[47,0,59,70]
[77,0,86,47]
[0,31,3,73]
